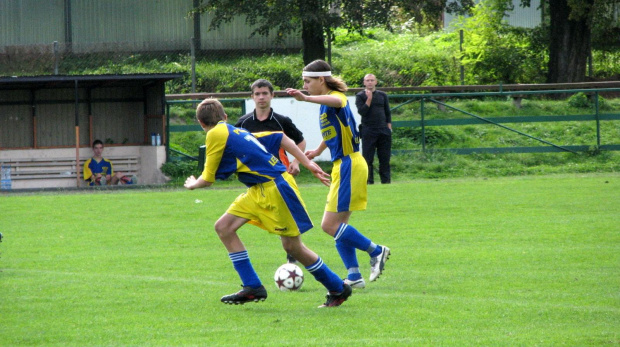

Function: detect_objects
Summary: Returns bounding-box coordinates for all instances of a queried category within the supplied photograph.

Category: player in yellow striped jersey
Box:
[286,60,391,289]
[184,98,352,307]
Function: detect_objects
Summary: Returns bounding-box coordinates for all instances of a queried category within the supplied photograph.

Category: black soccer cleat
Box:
[319,283,353,308]
[221,285,268,305]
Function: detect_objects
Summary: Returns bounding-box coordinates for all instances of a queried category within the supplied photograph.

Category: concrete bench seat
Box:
[5,157,139,181]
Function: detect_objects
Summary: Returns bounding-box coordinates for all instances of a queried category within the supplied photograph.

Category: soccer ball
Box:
[274,263,304,291]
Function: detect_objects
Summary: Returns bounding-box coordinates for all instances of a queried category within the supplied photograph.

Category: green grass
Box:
[1,174,619,346]
[390,97,620,149]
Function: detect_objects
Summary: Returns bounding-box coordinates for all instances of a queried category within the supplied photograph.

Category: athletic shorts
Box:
[226,172,313,237]
[326,152,368,213]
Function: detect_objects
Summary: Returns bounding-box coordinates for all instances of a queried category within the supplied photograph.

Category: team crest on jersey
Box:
[322,126,337,141]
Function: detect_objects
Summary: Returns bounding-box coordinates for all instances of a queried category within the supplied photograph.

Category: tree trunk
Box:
[547,0,593,83]
[300,0,325,65]
[301,20,325,65]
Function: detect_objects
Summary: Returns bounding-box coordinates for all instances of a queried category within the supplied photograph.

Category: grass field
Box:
[1,174,619,346]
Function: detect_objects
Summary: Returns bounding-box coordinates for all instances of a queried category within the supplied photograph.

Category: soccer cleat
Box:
[369,246,391,282]
[344,277,366,289]
[319,283,352,308]
[221,285,267,305]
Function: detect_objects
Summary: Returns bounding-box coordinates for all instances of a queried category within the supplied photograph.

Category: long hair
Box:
[303,60,348,93]
[196,99,226,127]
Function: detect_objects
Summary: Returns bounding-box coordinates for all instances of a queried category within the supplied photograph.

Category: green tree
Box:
[546,0,594,82]
[590,0,620,51]
[457,0,617,83]
[523,0,617,82]
[455,0,545,84]
[194,0,473,65]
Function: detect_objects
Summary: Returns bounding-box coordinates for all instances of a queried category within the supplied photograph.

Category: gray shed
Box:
[0,73,183,189]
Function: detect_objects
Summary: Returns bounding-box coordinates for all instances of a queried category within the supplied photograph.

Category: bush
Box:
[568,92,591,108]
[337,30,459,87]
[169,132,205,157]
[451,0,547,84]
[160,160,199,179]
[567,92,611,110]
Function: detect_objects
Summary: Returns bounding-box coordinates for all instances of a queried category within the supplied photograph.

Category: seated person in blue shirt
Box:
[83,139,136,186]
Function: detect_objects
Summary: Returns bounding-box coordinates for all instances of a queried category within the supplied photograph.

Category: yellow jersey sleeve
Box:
[201,123,228,182]
[83,159,92,180]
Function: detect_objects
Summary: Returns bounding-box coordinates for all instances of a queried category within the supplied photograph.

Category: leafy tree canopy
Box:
[194,0,475,63]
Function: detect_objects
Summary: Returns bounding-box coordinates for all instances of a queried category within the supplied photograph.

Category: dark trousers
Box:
[361,127,392,184]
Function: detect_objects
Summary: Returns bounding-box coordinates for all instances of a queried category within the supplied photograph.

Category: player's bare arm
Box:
[285,88,341,108]
[305,141,327,160]
[281,135,330,187]
[184,175,213,190]
[285,88,306,101]
[288,139,306,176]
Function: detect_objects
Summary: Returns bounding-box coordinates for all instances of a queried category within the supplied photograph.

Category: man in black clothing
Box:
[236,79,306,176]
[236,79,307,264]
[355,74,392,184]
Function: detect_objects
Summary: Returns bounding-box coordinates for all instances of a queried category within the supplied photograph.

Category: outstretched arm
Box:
[280,134,330,187]
[285,88,342,108]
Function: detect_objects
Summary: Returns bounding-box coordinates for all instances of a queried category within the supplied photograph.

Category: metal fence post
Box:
[166,102,171,161]
[53,41,59,75]
[190,37,197,95]
[459,30,464,85]
[595,92,600,148]
[421,98,426,153]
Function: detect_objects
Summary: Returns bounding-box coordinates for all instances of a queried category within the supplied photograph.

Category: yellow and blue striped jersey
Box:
[83,157,114,186]
[201,122,286,187]
[318,90,361,161]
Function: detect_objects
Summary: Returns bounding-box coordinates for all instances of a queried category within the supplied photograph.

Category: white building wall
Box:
[444,0,542,30]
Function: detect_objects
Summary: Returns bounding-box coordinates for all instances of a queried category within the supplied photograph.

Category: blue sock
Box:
[306,257,344,293]
[336,238,359,272]
[369,244,383,258]
[334,223,372,252]
[229,250,261,288]
[347,267,362,281]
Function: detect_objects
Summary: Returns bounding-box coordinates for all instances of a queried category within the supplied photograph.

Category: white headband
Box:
[302,71,332,77]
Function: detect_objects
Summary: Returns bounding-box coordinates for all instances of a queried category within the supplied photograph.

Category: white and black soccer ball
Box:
[274,263,304,291]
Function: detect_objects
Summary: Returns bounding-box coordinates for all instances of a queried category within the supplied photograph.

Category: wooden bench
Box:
[3,157,139,181]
